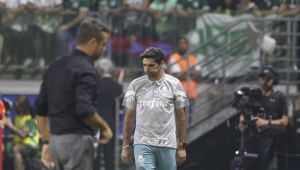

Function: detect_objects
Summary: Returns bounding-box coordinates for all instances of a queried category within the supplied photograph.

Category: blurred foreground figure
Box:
[34,18,113,170]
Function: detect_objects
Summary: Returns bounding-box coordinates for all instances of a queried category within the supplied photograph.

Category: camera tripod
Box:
[230,111,258,170]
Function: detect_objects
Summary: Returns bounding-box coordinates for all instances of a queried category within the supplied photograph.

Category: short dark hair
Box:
[139,47,164,65]
[76,18,110,45]
[15,95,34,118]
[177,36,188,45]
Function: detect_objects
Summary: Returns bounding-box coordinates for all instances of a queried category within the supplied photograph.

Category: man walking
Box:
[121,47,188,169]
[34,18,113,170]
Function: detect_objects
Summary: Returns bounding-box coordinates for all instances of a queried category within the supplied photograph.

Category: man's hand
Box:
[9,8,18,14]
[99,127,113,144]
[253,10,262,17]
[99,8,107,13]
[58,25,69,31]
[41,144,55,169]
[64,9,73,15]
[176,146,186,166]
[238,115,247,132]
[254,117,268,127]
[0,120,4,129]
[121,147,133,164]
[187,8,194,15]
[6,13,15,22]
[38,7,47,15]
[238,122,248,132]
[154,13,164,19]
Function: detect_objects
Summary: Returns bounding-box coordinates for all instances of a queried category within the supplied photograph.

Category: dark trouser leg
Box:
[258,145,277,170]
[50,134,95,170]
[93,145,101,170]
[104,135,115,170]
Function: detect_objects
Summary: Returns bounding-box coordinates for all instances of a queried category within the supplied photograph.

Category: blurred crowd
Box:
[0,0,299,79]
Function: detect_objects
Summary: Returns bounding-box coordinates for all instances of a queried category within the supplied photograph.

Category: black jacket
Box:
[34,49,99,136]
[97,77,123,131]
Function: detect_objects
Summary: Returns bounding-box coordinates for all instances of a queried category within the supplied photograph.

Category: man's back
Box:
[41,49,99,135]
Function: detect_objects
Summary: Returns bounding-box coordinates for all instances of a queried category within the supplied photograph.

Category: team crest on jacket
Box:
[160,86,170,94]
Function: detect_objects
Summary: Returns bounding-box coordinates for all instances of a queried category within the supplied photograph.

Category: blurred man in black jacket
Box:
[94,58,123,170]
[35,19,113,170]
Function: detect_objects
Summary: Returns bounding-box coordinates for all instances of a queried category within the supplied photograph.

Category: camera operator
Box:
[238,66,288,170]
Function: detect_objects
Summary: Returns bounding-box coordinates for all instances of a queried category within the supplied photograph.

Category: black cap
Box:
[259,67,276,79]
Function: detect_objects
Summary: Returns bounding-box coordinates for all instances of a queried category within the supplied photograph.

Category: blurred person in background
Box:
[277,0,300,17]
[168,37,200,125]
[56,0,89,55]
[176,0,210,17]
[5,95,39,170]
[0,0,28,79]
[27,0,63,67]
[121,0,150,12]
[215,0,239,16]
[35,19,113,170]
[175,0,209,35]
[253,0,280,17]
[148,0,177,42]
[95,0,123,14]
[120,0,151,40]
[207,0,222,11]
[93,58,123,170]
[237,0,256,15]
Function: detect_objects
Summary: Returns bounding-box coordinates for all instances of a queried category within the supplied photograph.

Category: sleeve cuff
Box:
[77,107,96,119]
[202,6,210,10]
[123,104,136,110]
[35,107,49,117]
[175,104,189,110]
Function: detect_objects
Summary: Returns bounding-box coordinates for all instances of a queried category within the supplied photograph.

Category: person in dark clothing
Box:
[93,58,123,170]
[215,0,239,15]
[238,66,288,170]
[34,18,113,170]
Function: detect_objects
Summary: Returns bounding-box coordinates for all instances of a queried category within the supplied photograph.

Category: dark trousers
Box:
[50,134,95,170]
[258,145,277,170]
[245,143,277,170]
[93,135,115,170]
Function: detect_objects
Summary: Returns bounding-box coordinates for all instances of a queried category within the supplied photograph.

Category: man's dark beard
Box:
[262,85,273,92]
[146,69,160,79]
